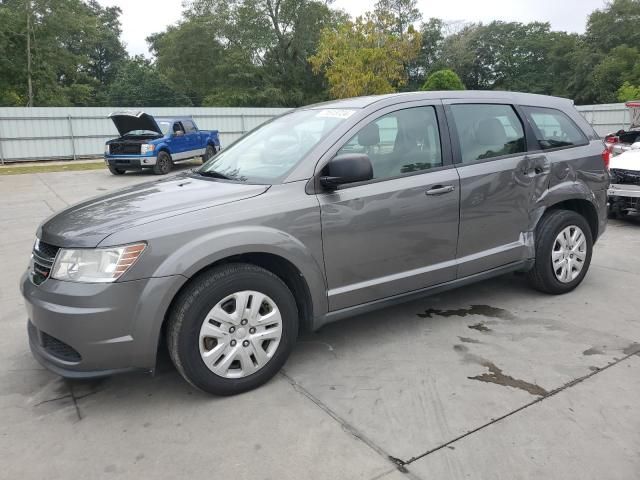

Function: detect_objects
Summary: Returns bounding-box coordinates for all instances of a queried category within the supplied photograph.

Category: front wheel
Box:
[167,263,299,395]
[527,210,593,295]
[153,151,172,175]
[108,165,125,175]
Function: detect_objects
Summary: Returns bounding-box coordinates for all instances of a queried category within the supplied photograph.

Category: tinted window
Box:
[523,107,587,150]
[450,104,526,164]
[183,120,197,133]
[336,106,443,180]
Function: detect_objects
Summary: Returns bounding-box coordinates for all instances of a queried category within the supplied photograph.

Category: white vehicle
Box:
[605,101,640,155]
[608,148,640,218]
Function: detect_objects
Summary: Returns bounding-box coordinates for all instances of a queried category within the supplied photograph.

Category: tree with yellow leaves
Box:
[309,11,422,99]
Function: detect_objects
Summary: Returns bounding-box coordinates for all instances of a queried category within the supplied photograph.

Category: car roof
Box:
[154,116,194,122]
[306,91,574,110]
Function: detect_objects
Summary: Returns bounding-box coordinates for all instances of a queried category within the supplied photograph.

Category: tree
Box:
[106,57,192,106]
[421,69,464,90]
[618,82,640,102]
[0,0,127,106]
[374,0,421,38]
[585,0,640,53]
[309,12,421,98]
[159,0,344,107]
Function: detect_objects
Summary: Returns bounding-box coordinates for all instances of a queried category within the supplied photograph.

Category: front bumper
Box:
[21,272,185,378]
[105,155,157,169]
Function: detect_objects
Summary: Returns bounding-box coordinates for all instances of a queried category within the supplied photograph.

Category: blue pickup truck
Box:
[105,111,221,175]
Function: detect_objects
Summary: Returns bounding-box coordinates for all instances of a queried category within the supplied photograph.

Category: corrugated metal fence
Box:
[0,103,631,163]
[576,103,630,138]
[0,107,291,163]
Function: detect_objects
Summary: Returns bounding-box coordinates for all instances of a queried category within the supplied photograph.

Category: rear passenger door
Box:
[444,101,547,277]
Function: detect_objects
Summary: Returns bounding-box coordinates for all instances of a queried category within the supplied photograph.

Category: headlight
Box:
[50,243,146,283]
[141,144,155,154]
[104,144,110,154]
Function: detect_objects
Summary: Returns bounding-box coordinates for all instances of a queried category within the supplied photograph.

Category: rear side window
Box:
[523,107,587,150]
[450,104,526,164]
[183,120,197,133]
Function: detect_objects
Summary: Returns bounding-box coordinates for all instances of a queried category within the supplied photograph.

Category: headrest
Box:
[474,118,507,146]
[358,123,380,147]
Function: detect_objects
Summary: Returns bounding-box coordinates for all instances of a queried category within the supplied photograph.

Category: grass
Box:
[0,161,106,175]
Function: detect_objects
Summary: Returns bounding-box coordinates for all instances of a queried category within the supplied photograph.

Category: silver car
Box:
[21,92,609,395]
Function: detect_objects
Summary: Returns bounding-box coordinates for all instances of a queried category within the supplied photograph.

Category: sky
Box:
[97,0,608,57]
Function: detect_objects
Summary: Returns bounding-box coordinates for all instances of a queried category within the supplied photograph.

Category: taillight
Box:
[602,148,610,170]
[605,135,619,144]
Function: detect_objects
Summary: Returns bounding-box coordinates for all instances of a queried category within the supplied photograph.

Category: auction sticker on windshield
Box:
[316,109,356,119]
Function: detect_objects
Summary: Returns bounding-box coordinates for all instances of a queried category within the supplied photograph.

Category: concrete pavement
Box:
[0,167,638,479]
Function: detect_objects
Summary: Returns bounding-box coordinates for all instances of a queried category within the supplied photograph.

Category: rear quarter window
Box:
[523,107,588,150]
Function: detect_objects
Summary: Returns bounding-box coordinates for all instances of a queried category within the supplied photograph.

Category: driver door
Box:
[168,121,188,158]
[318,103,461,311]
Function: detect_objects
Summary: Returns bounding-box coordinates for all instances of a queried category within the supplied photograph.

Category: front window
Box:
[158,121,172,135]
[197,109,355,184]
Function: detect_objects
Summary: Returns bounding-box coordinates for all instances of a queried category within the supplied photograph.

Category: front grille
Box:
[109,142,141,155]
[31,239,60,285]
[40,330,81,362]
[610,168,640,185]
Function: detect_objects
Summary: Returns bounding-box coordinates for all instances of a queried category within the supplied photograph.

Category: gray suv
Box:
[21,92,609,395]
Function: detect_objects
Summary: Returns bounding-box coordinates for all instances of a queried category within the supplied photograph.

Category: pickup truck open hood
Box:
[109,111,163,136]
[38,175,269,248]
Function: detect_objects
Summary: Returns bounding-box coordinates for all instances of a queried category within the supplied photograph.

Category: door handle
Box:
[425,185,455,196]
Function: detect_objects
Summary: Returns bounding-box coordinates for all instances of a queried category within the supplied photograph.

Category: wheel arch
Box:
[544,199,599,241]
[156,251,318,364]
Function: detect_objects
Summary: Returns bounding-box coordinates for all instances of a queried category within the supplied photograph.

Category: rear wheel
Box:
[108,165,125,175]
[527,210,593,294]
[153,151,172,175]
[203,144,216,163]
[167,263,298,395]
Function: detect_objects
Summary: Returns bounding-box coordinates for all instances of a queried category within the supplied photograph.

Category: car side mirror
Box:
[320,153,373,190]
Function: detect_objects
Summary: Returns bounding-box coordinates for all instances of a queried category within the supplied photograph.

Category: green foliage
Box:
[618,82,640,102]
[0,0,127,106]
[1,0,640,107]
[106,57,192,106]
[421,69,464,90]
[309,12,421,98]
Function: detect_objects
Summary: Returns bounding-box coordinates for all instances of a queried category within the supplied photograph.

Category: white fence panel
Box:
[0,107,291,163]
[0,103,633,163]
[576,103,629,137]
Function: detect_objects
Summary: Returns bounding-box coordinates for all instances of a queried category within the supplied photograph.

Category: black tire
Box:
[153,151,172,175]
[108,165,126,175]
[203,144,216,164]
[167,263,299,395]
[527,210,593,295]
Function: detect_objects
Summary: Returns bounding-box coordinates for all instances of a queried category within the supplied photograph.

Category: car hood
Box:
[38,175,269,248]
[109,111,163,136]
[610,150,640,172]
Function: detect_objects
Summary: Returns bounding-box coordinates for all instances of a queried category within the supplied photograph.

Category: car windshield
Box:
[123,129,161,136]
[197,109,356,184]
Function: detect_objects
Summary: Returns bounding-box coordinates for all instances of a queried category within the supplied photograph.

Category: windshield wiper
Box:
[196,170,232,180]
